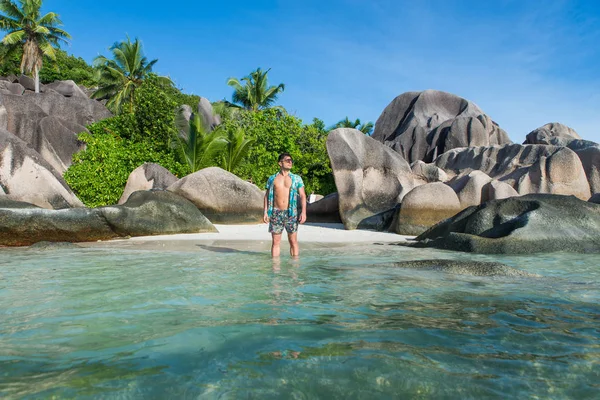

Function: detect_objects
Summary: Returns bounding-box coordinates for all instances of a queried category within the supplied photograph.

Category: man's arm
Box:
[263,190,269,223]
[298,187,307,224]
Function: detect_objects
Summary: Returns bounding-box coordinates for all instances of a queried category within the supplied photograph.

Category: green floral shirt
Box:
[265,172,305,218]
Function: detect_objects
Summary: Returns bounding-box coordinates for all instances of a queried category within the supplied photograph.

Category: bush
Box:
[221,109,336,195]
[64,132,188,207]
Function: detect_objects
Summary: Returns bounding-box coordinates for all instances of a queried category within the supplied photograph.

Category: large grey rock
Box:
[99,190,217,236]
[484,180,519,201]
[517,147,590,200]
[391,259,540,277]
[566,140,600,195]
[0,81,24,95]
[1,91,111,144]
[372,90,512,163]
[394,182,461,235]
[18,74,36,91]
[306,192,341,223]
[198,97,221,131]
[448,170,493,208]
[119,163,179,204]
[0,191,217,246]
[0,205,115,246]
[524,122,581,146]
[33,116,87,174]
[44,80,88,98]
[0,128,83,209]
[434,144,591,200]
[411,160,449,184]
[167,167,265,223]
[326,128,417,230]
[412,194,600,253]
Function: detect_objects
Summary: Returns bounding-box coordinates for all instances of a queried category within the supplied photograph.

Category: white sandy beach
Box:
[88,223,414,252]
[123,223,413,243]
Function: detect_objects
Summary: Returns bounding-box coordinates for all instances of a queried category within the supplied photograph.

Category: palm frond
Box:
[2,29,24,45]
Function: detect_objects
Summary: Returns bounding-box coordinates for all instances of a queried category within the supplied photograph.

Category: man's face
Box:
[279,156,293,170]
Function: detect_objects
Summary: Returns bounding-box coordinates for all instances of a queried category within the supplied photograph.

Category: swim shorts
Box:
[269,208,298,234]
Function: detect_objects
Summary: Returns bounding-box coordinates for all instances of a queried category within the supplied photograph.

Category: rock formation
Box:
[372,90,512,163]
[393,182,461,235]
[119,163,179,204]
[0,77,111,173]
[0,128,83,208]
[167,167,265,223]
[412,194,600,253]
[0,191,216,246]
[433,144,591,200]
[306,192,341,223]
[326,128,416,229]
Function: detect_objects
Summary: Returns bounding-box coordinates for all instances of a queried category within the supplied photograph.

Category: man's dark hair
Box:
[278,152,292,162]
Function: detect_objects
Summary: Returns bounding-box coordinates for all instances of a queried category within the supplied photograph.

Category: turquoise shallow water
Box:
[0,242,599,399]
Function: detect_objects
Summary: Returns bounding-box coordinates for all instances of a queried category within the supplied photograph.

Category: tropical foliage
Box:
[0,45,95,86]
[64,76,192,206]
[226,68,285,111]
[221,109,335,195]
[92,36,172,114]
[0,0,70,92]
[332,117,374,135]
[64,131,187,207]
[221,127,254,172]
[174,110,226,173]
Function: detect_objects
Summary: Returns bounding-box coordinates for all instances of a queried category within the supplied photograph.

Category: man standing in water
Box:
[264,153,307,257]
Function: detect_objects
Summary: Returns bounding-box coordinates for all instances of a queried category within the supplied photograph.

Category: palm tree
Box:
[226,67,285,111]
[0,0,70,93]
[175,109,227,173]
[332,117,374,135]
[222,127,254,172]
[92,37,171,114]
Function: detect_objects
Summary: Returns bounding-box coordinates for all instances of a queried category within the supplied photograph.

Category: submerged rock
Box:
[391,259,540,277]
[412,194,600,254]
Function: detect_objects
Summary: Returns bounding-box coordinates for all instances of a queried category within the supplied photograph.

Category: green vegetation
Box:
[221,109,335,195]
[0,0,71,92]
[92,36,172,113]
[0,45,95,86]
[332,117,374,135]
[64,76,190,206]
[0,1,355,206]
[64,131,187,207]
[226,67,285,111]
[174,110,226,173]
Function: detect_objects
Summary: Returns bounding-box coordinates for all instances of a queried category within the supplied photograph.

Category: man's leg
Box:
[271,233,282,257]
[288,232,299,256]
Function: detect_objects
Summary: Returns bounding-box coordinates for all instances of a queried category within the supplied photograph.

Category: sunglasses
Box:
[282,158,293,163]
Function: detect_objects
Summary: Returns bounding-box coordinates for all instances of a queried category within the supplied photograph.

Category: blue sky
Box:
[48,0,600,143]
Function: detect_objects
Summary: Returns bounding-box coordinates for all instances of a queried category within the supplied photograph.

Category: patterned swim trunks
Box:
[269,208,299,234]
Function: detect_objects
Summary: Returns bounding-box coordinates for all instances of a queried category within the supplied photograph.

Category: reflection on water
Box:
[0,244,599,398]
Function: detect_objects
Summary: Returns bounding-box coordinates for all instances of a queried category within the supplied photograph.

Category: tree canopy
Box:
[0,0,70,92]
[332,117,374,135]
[92,36,172,114]
[226,67,285,111]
